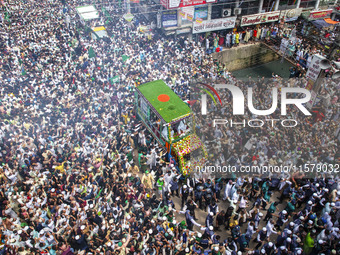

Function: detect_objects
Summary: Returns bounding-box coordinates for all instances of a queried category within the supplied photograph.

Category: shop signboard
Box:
[241,11,280,26]
[161,0,216,9]
[280,8,303,22]
[308,9,332,20]
[193,17,236,33]
[176,27,192,34]
[181,6,195,21]
[162,10,178,27]
[194,6,208,20]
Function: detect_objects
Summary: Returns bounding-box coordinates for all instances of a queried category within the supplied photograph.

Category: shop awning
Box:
[311,19,332,29]
[324,18,339,24]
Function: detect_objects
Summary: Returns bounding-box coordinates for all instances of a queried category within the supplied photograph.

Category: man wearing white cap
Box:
[254,227,267,249]
[266,219,279,238]
[275,210,289,231]
[262,241,277,254]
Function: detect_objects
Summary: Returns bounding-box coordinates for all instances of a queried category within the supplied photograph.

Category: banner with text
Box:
[308,9,333,20]
[280,8,303,22]
[162,10,178,27]
[193,17,236,33]
[161,0,216,9]
[241,11,280,26]
[305,54,323,83]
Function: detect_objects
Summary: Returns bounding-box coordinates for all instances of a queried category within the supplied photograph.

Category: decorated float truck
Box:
[135,80,207,175]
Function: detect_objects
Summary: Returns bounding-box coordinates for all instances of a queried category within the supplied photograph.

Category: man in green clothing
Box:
[303,232,315,255]
[264,201,279,223]
[285,198,296,215]
[156,176,164,199]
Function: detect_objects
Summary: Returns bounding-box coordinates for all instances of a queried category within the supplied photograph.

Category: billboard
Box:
[162,10,178,27]
[192,17,236,34]
[161,0,216,9]
[280,8,303,22]
[241,11,280,26]
[308,9,333,20]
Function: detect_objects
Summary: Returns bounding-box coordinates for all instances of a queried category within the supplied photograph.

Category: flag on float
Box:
[109,75,120,84]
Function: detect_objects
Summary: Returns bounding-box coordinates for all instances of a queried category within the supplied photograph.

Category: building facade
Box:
[130,0,338,36]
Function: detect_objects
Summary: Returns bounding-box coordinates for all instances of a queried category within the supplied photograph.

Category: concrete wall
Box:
[212,43,280,71]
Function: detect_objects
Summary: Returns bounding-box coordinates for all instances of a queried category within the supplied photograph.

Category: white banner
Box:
[192,17,236,34]
[241,11,280,26]
[280,8,303,22]
[306,90,317,109]
[306,54,323,82]
[180,6,195,21]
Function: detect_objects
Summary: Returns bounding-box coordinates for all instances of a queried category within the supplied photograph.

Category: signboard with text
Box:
[305,54,323,83]
[161,0,216,9]
[193,17,236,33]
[162,10,178,27]
[308,9,332,20]
[241,11,280,26]
[280,8,303,22]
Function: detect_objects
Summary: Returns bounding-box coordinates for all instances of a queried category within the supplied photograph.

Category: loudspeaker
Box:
[318,56,331,70]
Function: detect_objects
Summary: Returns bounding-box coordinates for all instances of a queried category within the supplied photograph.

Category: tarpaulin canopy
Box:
[91,27,108,40]
[76,5,99,21]
[324,18,339,24]
[311,19,333,29]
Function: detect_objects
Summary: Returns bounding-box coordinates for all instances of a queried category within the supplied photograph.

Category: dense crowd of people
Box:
[0,0,339,254]
[205,21,340,72]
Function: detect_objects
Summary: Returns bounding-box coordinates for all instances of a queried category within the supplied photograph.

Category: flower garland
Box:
[173,135,202,156]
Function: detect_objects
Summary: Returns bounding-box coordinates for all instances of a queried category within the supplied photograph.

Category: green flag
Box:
[122,55,130,62]
[4,12,10,22]
[21,65,26,76]
[95,188,103,199]
[109,75,120,84]
[88,47,96,58]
